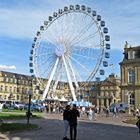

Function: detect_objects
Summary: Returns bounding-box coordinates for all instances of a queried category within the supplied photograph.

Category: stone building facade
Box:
[90,74,121,107]
[0,71,34,102]
[0,71,121,106]
[120,42,140,109]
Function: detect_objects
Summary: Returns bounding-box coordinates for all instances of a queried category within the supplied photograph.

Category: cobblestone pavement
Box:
[0,113,139,140]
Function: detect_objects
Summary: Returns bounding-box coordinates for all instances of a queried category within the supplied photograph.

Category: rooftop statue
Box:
[125,41,128,48]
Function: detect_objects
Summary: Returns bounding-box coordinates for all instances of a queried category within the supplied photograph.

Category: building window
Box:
[6,78,9,82]
[128,69,135,83]
[18,80,20,84]
[14,87,17,93]
[10,78,13,83]
[5,86,8,92]
[25,88,28,94]
[135,50,140,58]
[17,95,20,100]
[0,85,3,91]
[14,79,17,83]
[22,87,24,93]
[17,87,19,93]
[130,93,135,105]
[0,77,4,82]
[9,86,12,92]
[4,95,7,100]
[128,51,135,59]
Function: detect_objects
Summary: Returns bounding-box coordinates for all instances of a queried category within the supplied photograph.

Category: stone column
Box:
[96,98,99,107]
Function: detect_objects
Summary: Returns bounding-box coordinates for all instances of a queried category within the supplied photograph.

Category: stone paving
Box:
[0,113,139,140]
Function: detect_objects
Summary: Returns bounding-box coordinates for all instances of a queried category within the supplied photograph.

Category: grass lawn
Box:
[3,109,27,113]
[123,119,138,125]
[0,123,39,133]
[0,111,43,120]
[0,111,42,133]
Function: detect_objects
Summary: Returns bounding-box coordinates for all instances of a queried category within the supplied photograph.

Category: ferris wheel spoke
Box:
[35,50,54,57]
[37,56,57,77]
[72,30,99,47]
[69,19,94,46]
[69,55,90,73]
[72,52,97,60]
[36,60,54,78]
[63,14,78,47]
[36,57,55,70]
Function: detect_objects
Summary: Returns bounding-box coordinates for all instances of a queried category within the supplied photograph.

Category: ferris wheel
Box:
[29,5,111,101]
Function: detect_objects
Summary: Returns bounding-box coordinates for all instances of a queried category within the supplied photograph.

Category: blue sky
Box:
[0,0,140,80]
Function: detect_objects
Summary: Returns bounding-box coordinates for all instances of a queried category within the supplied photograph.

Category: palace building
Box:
[90,74,121,107]
[0,71,34,102]
[120,42,140,109]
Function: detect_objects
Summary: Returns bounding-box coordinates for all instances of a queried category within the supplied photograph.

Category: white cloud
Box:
[0,0,84,40]
[0,0,140,49]
[0,65,16,70]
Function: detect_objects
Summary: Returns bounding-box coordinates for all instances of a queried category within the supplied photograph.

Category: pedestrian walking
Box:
[69,104,80,140]
[88,108,93,120]
[63,105,71,140]
[106,106,110,117]
[113,106,117,117]
[0,103,3,112]
[136,116,140,133]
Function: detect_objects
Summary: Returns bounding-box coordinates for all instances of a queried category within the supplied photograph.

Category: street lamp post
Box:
[27,90,32,125]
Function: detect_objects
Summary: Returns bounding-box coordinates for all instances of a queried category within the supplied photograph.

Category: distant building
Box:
[0,71,121,106]
[120,42,140,109]
[0,71,71,102]
[90,74,121,107]
[0,71,32,102]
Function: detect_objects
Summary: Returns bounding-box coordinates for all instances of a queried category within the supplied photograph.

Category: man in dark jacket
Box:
[63,105,71,140]
[69,104,80,140]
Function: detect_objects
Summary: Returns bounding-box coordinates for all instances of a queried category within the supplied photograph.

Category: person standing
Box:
[69,104,80,140]
[136,116,140,133]
[63,105,71,140]
[88,108,93,120]
[113,106,117,117]
[0,103,3,113]
[106,106,110,117]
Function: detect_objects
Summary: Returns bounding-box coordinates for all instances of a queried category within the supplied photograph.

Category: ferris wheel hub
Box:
[55,45,65,57]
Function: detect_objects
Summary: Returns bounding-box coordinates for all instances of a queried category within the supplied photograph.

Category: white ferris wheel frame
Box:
[31,5,109,101]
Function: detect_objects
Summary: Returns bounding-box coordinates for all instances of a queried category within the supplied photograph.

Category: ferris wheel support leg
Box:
[52,65,62,93]
[42,58,59,100]
[68,58,79,89]
[62,56,77,101]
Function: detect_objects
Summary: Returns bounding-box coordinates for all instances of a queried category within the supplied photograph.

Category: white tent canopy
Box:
[59,96,68,102]
[53,95,59,100]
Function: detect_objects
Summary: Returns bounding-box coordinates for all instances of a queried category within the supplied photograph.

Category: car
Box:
[110,103,128,113]
[34,104,45,112]
[3,100,12,109]
[13,102,25,110]
[24,103,45,112]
